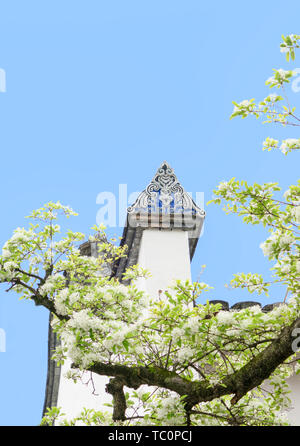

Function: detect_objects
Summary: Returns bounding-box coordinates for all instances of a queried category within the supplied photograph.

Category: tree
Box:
[1,35,300,427]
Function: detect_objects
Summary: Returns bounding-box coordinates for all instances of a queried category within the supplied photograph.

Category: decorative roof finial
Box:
[128,161,205,218]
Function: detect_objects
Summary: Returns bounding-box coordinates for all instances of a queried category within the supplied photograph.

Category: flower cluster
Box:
[280,34,300,61]
[265,68,295,88]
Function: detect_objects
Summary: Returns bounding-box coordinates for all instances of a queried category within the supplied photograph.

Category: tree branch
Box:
[106,378,127,421]
[83,317,300,409]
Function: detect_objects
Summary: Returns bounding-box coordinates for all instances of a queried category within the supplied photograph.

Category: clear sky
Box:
[0,0,299,426]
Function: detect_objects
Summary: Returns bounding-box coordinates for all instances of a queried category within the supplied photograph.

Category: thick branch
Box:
[106,378,127,421]
[10,278,69,321]
[84,317,300,409]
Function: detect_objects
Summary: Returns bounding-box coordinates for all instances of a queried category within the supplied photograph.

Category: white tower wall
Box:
[136,229,191,297]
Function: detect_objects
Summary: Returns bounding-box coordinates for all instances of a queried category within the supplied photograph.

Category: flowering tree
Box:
[1,35,300,426]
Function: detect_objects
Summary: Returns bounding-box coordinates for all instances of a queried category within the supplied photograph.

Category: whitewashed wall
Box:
[135,228,191,297]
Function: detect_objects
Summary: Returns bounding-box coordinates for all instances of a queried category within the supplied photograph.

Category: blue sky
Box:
[0,1,299,425]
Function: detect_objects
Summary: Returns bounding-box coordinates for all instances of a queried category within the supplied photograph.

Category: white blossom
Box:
[1,248,12,259]
[280,233,294,247]
[171,327,185,342]
[3,261,17,272]
[280,138,300,154]
[69,292,80,305]
[177,346,194,362]
[69,309,103,332]
[216,310,234,325]
[260,241,273,257]
[292,206,300,224]
[29,255,42,266]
